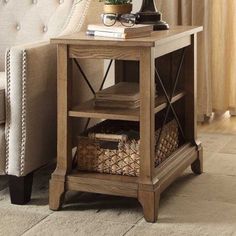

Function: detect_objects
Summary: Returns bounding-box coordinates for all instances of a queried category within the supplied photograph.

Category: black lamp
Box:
[136,0,169,30]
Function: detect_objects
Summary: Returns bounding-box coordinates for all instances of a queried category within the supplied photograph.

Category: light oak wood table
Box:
[49,26,203,223]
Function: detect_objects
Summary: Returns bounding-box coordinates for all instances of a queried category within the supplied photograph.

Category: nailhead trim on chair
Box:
[60,1,77,32]
[74,0,91,32]
[20,50,27,175]
[75,0,91,32]
[5,49,11,173]
[5,50,27,175]
[60,0,91,35]
[3,0,95,176]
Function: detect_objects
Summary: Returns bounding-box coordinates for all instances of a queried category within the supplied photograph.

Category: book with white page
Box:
[86,30,151,39]
[87,24,153,34]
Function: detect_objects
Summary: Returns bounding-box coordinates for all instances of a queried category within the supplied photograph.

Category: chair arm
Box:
[5,41,57,176]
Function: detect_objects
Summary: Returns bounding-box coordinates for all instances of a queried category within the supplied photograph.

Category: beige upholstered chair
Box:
[0,0,102,204]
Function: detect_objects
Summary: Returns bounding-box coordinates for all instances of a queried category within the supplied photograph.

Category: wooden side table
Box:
[49,26,203,223]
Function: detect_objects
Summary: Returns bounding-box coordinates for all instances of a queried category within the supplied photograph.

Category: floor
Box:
[1,114,236,236]
[199,112,236,134]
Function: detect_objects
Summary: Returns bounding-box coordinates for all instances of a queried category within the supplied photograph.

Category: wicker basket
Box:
[77,120,179,177]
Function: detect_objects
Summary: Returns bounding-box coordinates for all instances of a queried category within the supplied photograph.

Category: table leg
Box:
[138,47,159,222]
[139,188,160,223]
[49,44,72,210]
[184,34,203,174]
[192,144,203,174]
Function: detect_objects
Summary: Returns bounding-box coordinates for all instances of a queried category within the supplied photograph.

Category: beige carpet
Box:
[1,132,236,236]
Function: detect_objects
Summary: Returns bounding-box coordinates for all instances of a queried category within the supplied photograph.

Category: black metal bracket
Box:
[73,59,113,131]
[155,48,186,152]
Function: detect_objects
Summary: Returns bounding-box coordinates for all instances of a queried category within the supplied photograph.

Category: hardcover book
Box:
[87,24,153,34]
[95,82,140,102]
[86,30,151,39]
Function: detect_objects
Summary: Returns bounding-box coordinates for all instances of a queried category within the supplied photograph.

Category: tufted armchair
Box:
[0,0,102,204]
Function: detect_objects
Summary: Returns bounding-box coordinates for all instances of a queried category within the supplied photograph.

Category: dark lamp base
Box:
[136,11,169,31]
[153,20,169,31]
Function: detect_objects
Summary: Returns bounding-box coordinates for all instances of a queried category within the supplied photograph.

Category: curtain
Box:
[156,0,236,120]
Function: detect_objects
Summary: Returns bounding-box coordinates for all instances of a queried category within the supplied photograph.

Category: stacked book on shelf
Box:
[95,82,140,109]
[86,24,153,39]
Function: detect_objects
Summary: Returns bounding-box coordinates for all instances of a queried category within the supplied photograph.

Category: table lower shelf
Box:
[66,143,198,198]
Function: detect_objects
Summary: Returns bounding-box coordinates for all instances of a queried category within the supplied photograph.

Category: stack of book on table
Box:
[95,82,140,109]
[87,24,153,39]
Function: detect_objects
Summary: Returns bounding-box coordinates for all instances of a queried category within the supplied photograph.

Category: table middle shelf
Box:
[69,91,185,121]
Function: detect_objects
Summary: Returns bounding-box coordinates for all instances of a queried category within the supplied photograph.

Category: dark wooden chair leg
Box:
[9,172,34,205]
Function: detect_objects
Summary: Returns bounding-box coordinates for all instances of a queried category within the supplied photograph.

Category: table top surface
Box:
[51,26,203,47]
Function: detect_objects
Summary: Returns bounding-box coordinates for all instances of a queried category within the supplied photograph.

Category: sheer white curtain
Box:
[134,0,236,120]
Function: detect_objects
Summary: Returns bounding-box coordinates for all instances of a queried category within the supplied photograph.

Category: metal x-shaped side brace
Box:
[155,48,186,153]
[73,59,113,131]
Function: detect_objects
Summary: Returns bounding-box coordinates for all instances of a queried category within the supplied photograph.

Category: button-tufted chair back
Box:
[0,0,91,71]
